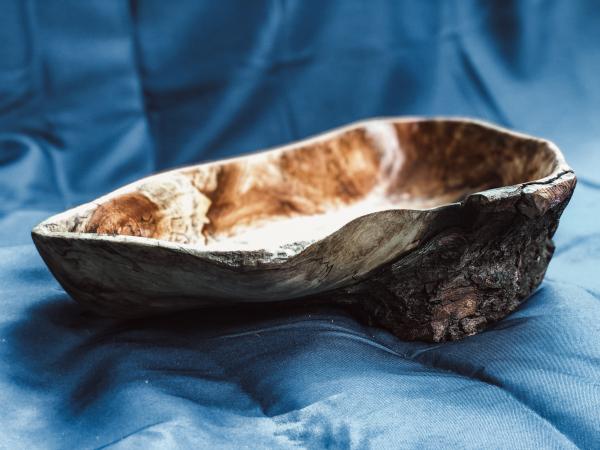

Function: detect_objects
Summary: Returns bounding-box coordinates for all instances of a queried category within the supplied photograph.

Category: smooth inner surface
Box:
[71,120,558,251]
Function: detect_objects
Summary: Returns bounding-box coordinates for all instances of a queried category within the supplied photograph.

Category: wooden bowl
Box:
[32,118,576,342]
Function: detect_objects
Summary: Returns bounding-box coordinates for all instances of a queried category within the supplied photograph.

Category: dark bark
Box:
[323,179,573,342]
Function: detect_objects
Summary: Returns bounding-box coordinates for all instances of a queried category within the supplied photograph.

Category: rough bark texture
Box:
[325,178,573,341]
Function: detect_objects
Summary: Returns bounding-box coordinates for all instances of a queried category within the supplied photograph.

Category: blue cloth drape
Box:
[1,1,599,448]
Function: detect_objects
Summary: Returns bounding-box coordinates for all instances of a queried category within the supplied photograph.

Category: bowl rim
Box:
[31,116,574,261]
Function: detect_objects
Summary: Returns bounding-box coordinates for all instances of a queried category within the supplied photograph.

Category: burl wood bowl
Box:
[32,118,575,342]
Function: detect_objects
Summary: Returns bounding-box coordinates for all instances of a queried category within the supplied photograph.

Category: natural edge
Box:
[324,170,576,341]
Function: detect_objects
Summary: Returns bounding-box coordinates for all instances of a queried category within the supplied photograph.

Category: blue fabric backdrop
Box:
[1,1,599,448]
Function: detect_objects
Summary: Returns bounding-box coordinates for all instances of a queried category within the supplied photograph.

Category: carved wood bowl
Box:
[32,118,576,342]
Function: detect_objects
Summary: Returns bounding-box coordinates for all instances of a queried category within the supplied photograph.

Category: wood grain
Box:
[32,118,576,342]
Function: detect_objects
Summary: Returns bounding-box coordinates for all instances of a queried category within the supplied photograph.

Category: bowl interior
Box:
[48,120,559,251]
